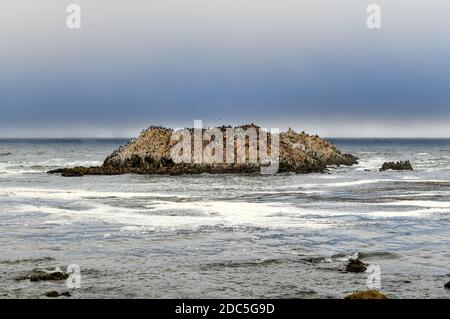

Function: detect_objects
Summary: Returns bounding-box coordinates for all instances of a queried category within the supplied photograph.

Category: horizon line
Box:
[2,136,450,140]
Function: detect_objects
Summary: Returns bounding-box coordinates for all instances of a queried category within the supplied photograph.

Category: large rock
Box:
[49,124,357,176]
[380,160,413,171]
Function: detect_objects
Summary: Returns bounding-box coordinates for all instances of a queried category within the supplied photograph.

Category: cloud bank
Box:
[1,0,450,137]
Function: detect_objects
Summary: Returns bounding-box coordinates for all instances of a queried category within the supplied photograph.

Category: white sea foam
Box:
[388,191,448,198]
[0,163,38,175]
[0,187,190,200]
[10,193,447,234]
[353,157,386,170]
[302,179,387,188]
[11,201,334,230]
[377,200,450,208]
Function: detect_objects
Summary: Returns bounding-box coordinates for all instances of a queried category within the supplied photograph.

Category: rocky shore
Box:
[380,160,413,171]
[48,124,358,176]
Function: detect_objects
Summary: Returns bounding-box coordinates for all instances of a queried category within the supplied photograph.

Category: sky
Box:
[1,0,450,137]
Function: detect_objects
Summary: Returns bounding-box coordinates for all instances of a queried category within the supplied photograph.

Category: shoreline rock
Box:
[345,259,368,273]
[45,291,71,298]
[380,160,413,171]
[15,268,69,282]
[48,124,358,176]
[345,290,388,299]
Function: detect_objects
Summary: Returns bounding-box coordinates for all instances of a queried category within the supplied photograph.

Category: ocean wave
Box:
[377,200,450,208]
[0,187,191,201]
[200,258,284,270]
[302,252,359,264]
[0,256,55,265]
[9,200,335,231]
[303,179,387,188]
[0,160,103,175]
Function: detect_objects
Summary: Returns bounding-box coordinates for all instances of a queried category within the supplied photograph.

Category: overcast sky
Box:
[1,0,450,137]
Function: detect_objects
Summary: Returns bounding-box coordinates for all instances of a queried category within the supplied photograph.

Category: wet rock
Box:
[48,124,358,176]
[379,160,413,171]
[45,291,59,298]
[48,167,86,177]
[345,259,368,273]
[345,290,387,299]
[15,268,69,282]
[45,291,71,298]
[0,152,12,156]
[445,281,450,289]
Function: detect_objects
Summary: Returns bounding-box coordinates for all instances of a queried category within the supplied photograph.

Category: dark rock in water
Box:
[15,268,69,282]
[345,259,368,273]
[445,281,450,289]
[45,291,59,298]
[45,291,71,298]
[379,160,413,171]
[49,167,85,177]
[0,152,12,156]
[345,290,387,299]
[48,124,358,176]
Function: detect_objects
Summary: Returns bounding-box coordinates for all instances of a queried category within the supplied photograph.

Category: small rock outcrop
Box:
[345,290,388,299]
[445,281,450,289]
[48,124,357,176]
[15,268,69,282]
[345,259,368,273]
[379,160,413,171]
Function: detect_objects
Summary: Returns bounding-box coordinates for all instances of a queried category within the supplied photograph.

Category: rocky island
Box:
[48,124,357,176]
[380,160,413,171]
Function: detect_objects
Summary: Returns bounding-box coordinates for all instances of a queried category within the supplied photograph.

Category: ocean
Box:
[1,138,450,298]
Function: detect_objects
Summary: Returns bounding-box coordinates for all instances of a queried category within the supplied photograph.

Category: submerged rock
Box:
[48,124,357,176]
[15,268,69,282]
[345,259,368,273]
[380,160,413,171]
[345,290,388,299]
[45,291,71,298]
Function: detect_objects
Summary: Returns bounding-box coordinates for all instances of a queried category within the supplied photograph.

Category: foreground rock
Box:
[345,290,388,299]
[345,259,368,273]
[15,268,69,282]
[445,281,450,289]
[380,160,413,171]
[48,124,357,176]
